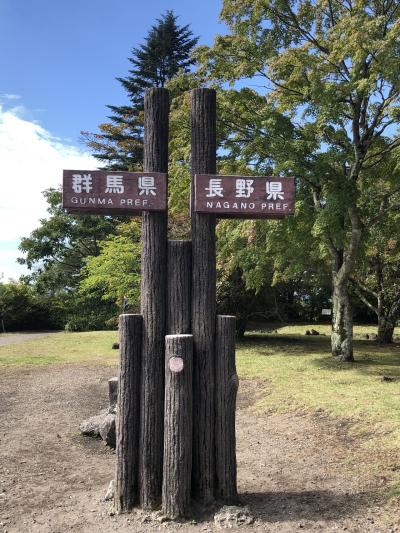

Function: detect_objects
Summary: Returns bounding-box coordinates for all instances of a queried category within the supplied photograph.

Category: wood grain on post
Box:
[167,240,192,335]
[140,87,169,509]
[215,315,238,503]
[115,314,143,513]
[190,88,217,502]
[162,334,193,519]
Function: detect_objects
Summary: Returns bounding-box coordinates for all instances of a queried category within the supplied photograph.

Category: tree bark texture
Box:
[115,314,143,513]
[331,281,354,362]
[140,87,169,509]
[215,315,238,503]
[167,240,192,335]
[377,316,395,344]
[190,88,217,502]
[162,334,193,519]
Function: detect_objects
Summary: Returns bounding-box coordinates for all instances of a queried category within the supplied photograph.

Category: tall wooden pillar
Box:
[140,87,169,509]
[190,88,217,502]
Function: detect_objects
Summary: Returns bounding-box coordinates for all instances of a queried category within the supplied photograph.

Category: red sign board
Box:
[62,170,167,215]
[194,174,295,218]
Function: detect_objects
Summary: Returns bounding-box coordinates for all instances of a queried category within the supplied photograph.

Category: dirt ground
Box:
[0,363,399,533]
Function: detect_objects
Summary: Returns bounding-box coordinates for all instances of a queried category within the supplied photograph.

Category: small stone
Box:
[214,505,254,529]
[112,343,119,350]
[79,410,108,437]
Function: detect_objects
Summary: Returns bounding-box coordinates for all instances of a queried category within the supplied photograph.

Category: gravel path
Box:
[0,332,59,346]
[0,364,398,532]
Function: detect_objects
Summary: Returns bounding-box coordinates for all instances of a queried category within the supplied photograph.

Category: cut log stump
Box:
[115,314,142,513]
[162,334,193,519]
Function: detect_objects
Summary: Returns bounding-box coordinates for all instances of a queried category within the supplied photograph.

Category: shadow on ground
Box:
[240,489,373,523]
[239,333,400,378]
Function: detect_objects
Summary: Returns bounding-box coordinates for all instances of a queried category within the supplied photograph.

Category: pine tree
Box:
[82,11,198,170]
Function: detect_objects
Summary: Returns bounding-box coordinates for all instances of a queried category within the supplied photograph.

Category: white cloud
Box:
[0,104,96,279]
[0,94,21,101]
[0,104,96,240]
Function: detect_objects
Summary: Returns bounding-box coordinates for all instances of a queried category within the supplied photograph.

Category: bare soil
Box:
[0,363,399,533]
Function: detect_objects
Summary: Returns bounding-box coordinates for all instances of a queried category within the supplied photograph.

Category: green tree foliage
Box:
[18,189,118,292]
[197,0,400,360]
[83,11,198,170]
[0,282,61,331]
[78,221,142,311]
[352,156,400,343]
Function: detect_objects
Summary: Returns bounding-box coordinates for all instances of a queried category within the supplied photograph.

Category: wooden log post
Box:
[190,88,217,502]
[140,87,169,509]
[167,240,192,335]
[115,314,143,513]
[162,334,193,519]
[215,315,239,503]
[108,377,118,411]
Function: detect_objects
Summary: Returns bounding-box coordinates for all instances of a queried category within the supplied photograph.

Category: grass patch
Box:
[236,325,400,496]
[237,327,400,452]
[0,331,118,367]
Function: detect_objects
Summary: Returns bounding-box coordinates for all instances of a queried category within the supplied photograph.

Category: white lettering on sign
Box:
[235,178,254,198]
[206,201,259,210]
[71,197,114,205]
[120,198,150,207]
[138,176,157,196]
[72,174,93,193]
[105,175,124,193]
[205,178,224,198]
[266,181,284,200]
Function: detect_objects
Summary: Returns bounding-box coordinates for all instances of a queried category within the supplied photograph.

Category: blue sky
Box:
[0,0,226,280]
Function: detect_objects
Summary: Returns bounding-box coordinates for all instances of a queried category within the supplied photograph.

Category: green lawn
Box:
[0,331,118,367]
[1,325,399,478]
[239,326,400,452]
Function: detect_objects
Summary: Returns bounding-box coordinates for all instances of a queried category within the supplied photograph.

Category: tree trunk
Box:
[167,240,192,335]
[377,316,395,344]
[162,334,193,519]
[215,315,238,503]
[115,314,142,513]
[331,280,354,362]
[140,87,169,509]
[236,317,247,339]
[190,88,217,503]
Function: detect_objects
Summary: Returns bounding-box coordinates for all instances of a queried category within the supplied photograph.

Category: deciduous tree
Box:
[198,0,400,360]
